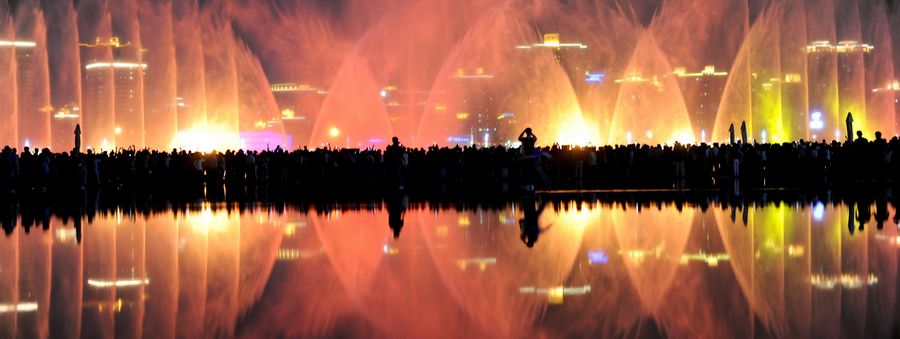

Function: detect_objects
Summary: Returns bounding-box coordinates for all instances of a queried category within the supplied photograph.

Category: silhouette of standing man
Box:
[518,128,539,192]
[385,136,407,191]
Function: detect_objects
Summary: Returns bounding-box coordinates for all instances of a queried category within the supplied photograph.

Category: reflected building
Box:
[672,66,727,142]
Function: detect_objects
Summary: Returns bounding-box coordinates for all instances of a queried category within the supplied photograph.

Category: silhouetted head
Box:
[875,131,882,139]
[392,136,399,145]
[857,131,863,138]
[525,127,532,134]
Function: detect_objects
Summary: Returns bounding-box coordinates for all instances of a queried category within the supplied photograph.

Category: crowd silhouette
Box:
[2,126,900,202]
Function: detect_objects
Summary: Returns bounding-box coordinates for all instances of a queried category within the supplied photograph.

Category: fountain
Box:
[0,0,895,150]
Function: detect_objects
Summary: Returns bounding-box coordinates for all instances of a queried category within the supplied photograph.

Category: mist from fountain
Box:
[0,0,899,151]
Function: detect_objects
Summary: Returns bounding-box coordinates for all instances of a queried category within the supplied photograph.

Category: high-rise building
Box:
[805,40,872,140]
[671,66,728,142]
[51,103,80,151]
[446,68,509,145]
[271,83,326,148]
[1,39,52,149]
[749,72,804,143]
[80,37,146,149]
[872,80,899,135]
[516,33,589,81]
[778,73,805,140]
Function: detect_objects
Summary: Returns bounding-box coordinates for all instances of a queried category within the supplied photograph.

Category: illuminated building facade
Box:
[1,39,51,149]
[444,68,513,145]
[672,66,727,142]
[51,103,81,150]
[780,73,806,140]
[613,71,662,144]
[80,37,146,149]
[837,41,870,135]
[805,40,872,140]
[872,80,899,134]
[271,83,325,148]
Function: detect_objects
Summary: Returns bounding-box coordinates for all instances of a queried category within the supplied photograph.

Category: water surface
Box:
[0,197,898,338]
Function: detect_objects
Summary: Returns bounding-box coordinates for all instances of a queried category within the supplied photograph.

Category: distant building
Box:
[444,68,516,145]
[872,80,899,134]
[80,37,146,149]
[0,39,51,149]
[805,40,872,140]
[270,83,325,148]
[671,66,727,142]
[51,103,80,150]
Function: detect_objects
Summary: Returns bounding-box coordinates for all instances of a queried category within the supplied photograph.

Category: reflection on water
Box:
[0,199,898,338]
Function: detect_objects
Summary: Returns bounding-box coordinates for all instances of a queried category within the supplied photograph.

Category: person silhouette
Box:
[519,195,549,248]
[518,128,541,192]
[385,136,407,191]
[74,124,82,154]
[854,130,868,144]
[518,128,537,155]
[387,192,408,238]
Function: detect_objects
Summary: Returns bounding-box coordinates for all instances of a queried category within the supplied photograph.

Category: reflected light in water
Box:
[1,198,898,337]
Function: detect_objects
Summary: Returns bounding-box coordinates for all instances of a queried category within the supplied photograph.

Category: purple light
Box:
[588,250,608,264]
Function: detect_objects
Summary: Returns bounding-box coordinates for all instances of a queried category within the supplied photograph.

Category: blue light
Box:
[588,250,608,264]
[813,202,825,222]
[810,111,824,130]
[585,72,606,84]
[447,136,470,143]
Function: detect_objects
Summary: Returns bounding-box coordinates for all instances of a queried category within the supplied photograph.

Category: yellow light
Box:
[434,104,447,112]
[543,33,561,46]
[114,127,122,135]
[554,115,601,146]
[172,124,243,152]
[254,121,268,129]
[784,73,802,83]
[328,127,340,138]
[547,287,565,304]
[458,215,470,227]
[284,224,296,237]
[281,109,295,119]
[456,113,470,120]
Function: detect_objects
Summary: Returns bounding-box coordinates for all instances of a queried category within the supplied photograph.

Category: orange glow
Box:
[553,115,601,146]
[172,124,243,152]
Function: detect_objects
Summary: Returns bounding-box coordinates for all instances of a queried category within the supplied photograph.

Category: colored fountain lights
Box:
[4,0,900,150]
